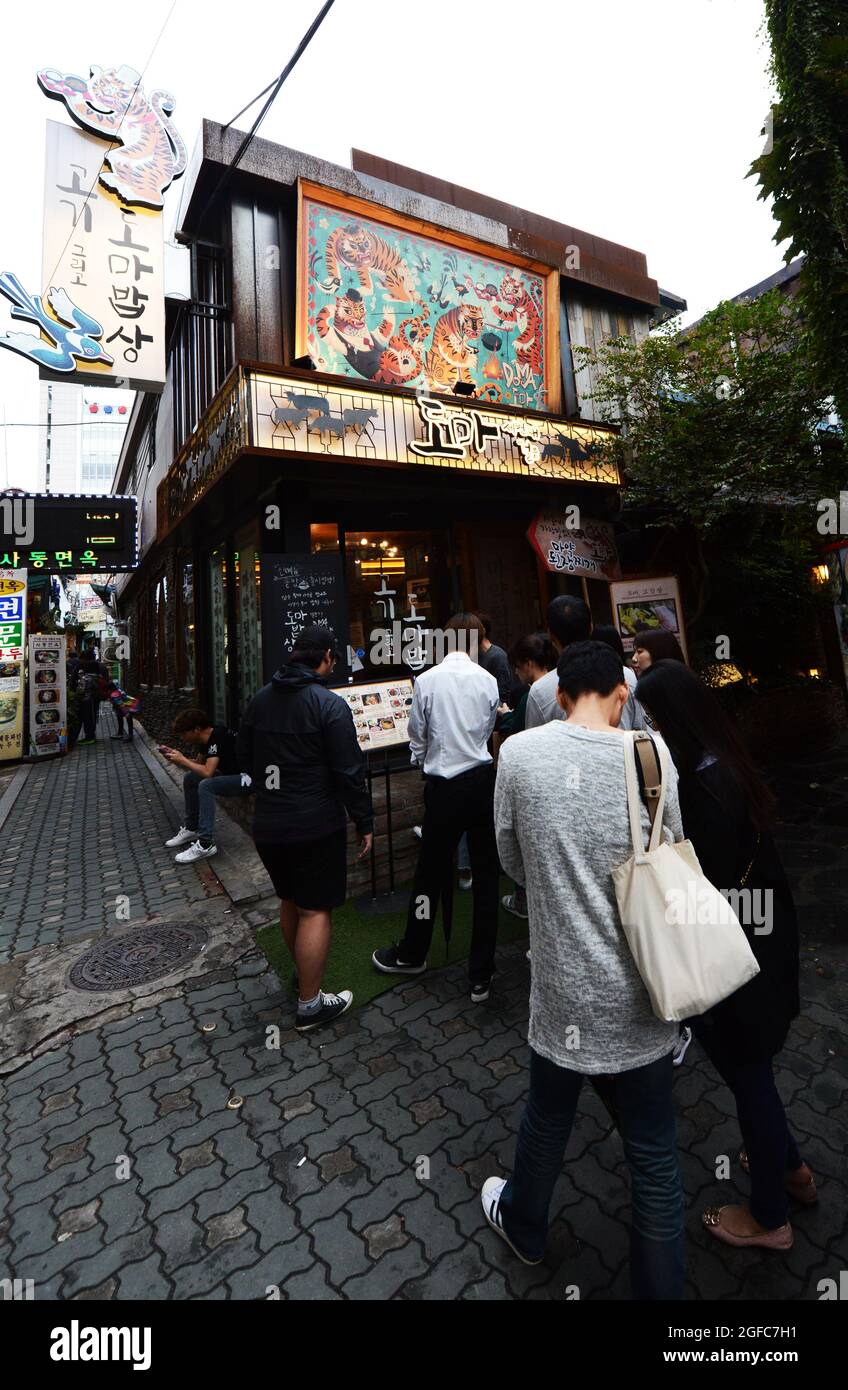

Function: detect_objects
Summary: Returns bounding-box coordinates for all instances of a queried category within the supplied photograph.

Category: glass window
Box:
[178,554,196,689]
[208,548,228,723]
[310,523,339,553]
[344,530,452,681]
[235,524,262,713]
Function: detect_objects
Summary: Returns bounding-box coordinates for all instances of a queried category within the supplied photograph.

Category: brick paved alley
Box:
[0,722,846,1301]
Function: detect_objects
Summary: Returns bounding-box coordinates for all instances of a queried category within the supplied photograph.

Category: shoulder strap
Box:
[634,733,662,832]
[622,732,668,855]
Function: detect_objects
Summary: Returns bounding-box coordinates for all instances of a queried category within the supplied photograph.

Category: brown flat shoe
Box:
[703,1204,793,1250]
[738,1150,818,1205]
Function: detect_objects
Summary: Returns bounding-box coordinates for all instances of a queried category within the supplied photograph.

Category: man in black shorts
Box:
[238,625,373,1032]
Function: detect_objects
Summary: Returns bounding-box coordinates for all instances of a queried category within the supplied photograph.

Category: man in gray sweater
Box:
[484,640,685,1299]
[525,594,643,731]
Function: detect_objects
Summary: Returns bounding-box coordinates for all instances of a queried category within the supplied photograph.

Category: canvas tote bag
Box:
[611,732,760,1022]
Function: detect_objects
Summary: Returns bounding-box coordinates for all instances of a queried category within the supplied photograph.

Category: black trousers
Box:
[400,763,500,982]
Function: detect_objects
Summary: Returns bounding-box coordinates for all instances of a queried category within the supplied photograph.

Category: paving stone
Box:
[282,1090,315,1120]
[361,1212,408,1259]
[310,1211,370,1286]
[205,1204,248,1249]
[176,1140,217,1175]
[282,1260,341,1300]
[318,1146,358,1182]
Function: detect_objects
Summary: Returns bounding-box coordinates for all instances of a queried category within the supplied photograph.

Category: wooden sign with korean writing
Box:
[260,555,350,683]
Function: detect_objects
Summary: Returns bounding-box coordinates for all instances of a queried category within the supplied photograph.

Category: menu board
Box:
[610,575,688,660]
[0,569,27,763]
[29,635,68,758]
[261,554,349,682]
[332,678,413,751]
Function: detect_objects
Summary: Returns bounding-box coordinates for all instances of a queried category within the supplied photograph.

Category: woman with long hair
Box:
[635,660,813,1251]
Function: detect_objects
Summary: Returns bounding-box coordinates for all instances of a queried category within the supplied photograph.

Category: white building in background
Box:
[37,381,135,493]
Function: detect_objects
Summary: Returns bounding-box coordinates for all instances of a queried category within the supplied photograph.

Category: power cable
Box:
[223,78,278,132]
[187,0,336,237]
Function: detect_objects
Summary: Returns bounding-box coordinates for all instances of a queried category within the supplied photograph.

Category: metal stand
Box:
[357,751,412,915]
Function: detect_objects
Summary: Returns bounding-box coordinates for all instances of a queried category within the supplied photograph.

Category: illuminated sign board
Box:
[0,569,27,762]
[0,494,138,571]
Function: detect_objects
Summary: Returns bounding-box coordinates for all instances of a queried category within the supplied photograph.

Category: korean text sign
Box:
[0,570,28,762]
[42,120,165,391]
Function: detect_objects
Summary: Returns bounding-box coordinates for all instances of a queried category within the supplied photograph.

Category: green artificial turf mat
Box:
[255,876,529,1009]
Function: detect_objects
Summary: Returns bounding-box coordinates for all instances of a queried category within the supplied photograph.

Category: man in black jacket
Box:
[238,626,373,1033]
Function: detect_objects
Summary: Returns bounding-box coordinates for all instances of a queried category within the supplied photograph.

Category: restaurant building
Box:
[112,123,683,881]
[114,122,683,724]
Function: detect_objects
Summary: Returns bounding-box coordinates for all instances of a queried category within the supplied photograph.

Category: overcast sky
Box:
[0,0,784,488]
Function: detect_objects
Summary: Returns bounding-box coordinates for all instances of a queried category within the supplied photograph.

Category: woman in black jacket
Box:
[636,661,815,1253]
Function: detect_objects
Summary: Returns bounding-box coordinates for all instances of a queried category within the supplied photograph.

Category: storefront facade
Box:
[113,126,675,740]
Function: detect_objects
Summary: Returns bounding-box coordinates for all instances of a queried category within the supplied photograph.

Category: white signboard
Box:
[29,634,68,757]
[528,511,621,579]
[332,679,413,751]
[41,120,165,391]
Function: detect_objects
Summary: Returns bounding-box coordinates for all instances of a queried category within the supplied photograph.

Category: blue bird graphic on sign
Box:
[0,272,113,372]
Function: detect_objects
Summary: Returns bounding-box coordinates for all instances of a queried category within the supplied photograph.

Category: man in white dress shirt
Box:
[372,613,501,1001]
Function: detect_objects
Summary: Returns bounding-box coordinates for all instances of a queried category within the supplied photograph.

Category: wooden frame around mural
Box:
[296,178,561,414]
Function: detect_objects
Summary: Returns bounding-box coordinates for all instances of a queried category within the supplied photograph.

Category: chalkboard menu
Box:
[261,554,350,681]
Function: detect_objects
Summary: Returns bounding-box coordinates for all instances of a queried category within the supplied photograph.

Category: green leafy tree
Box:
[575,291,843,675]
[752,0,848,424]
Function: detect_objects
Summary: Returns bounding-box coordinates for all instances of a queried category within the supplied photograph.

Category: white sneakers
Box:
[502,892,528,919]
[174,840,218,864]
[481,1176,543,1265]
[165,826,197,848]
[672,1025,693,1067]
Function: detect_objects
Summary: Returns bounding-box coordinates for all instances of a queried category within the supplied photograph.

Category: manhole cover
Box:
[68,922,208,992]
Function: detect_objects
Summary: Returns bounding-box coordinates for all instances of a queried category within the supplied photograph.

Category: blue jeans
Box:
[457,831,471,872]
[693,1023,803,1229]
[499,1049,685,1299]
[183,771,249,841]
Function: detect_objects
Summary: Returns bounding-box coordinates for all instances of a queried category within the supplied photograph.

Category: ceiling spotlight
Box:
[452,381,476,398]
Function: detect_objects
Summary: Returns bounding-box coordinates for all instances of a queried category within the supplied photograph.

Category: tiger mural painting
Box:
[489,274,543,378]
[316,289,427,386]
[317,223,426,308]
[423,303,484,391]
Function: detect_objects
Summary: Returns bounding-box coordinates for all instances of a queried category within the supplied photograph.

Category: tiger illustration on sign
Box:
[315,288,394,379]
[373,315,428,386]
[317,223,425,306]
[38,64,186,210]
[424,303,484,390]
[490,274,543,377]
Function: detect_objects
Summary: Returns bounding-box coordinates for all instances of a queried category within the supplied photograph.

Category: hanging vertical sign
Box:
[29,634,68,758]
[0,570,28,763]
[0,61,185,393]
[39,120,167,391]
